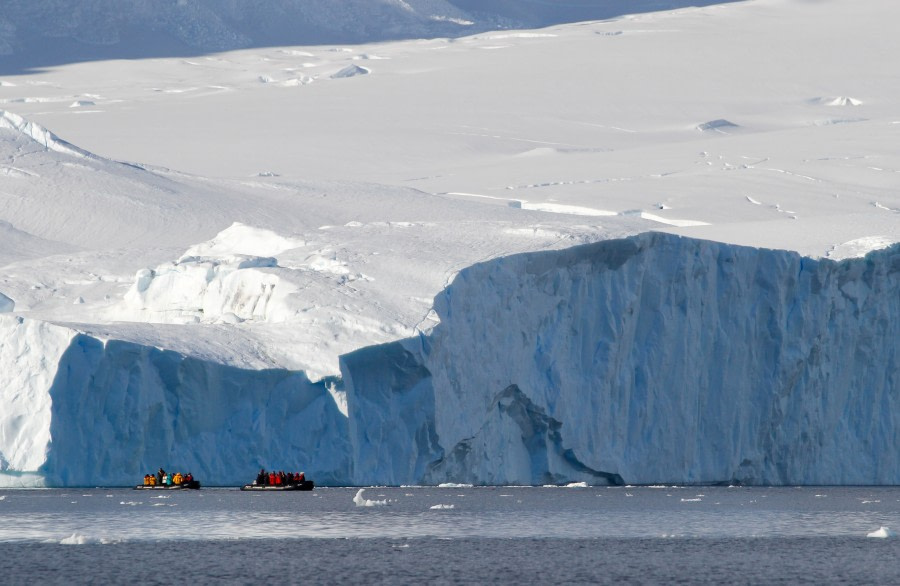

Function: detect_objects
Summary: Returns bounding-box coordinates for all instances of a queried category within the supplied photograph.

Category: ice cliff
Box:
[2,232,899,486]
[344,232,900,486]
[0,316,349,487]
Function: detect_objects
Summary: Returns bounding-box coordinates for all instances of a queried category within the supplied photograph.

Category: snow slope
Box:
[1,0,898,486]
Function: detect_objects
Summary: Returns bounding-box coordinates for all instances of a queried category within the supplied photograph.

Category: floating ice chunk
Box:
[429,504,455,510]
[60,533,90,545]
[866,527,896,538]
[565,482,588,488]
[353,488,387,507]
[438,483,473,488]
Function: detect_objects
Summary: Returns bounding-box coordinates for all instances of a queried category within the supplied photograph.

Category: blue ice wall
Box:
[345,233,900,485]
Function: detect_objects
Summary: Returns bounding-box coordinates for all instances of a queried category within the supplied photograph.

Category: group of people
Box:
[255,469,306,486]
[143,468,194,486]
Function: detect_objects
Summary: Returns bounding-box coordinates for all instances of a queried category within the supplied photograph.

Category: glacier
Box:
[346,232,900,486]
[3,232,898,487]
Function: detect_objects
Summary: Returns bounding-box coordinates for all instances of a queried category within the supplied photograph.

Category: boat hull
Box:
[240,481,314,491]
[134,481,201,490]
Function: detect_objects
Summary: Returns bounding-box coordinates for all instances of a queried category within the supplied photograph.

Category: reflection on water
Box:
[1,486,899,544]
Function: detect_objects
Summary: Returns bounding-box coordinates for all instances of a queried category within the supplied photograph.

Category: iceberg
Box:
[0,316,350,487]
[2,233,899,487]
[344,233,900,486]
[866,527,897,539]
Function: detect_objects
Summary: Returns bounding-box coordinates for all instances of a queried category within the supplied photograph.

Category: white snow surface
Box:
[1,0,899,486]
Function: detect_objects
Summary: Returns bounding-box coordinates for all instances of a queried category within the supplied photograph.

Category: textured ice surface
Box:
[3,233,899,487]
[0,315,349,487]
[345,233,900,486]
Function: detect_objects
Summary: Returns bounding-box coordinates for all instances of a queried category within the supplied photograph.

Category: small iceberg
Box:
[353,488,388,507]
[866,527,897,539]
[60,533,92,545]
[429,504,455,510]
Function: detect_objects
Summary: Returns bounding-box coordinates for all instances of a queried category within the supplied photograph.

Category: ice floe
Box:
[866,527,897,539]
[353,488,388,507]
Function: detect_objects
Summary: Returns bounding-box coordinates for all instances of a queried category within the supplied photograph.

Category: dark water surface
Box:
[2,486,898,584]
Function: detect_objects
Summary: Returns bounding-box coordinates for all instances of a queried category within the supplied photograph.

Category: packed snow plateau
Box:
[1,0,899,486]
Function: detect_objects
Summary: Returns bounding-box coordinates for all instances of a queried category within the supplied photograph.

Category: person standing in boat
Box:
[157,468,165,485]
[257,469,267,485]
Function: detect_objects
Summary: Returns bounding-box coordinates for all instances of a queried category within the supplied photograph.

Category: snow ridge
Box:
[0,110,94,159]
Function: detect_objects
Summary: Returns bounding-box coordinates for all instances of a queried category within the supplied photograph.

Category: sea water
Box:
[1,486,898,584]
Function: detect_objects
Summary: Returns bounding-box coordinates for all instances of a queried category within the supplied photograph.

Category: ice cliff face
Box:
[0,315,349,487]
[344,232,900,486]
[2,232,899,486]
